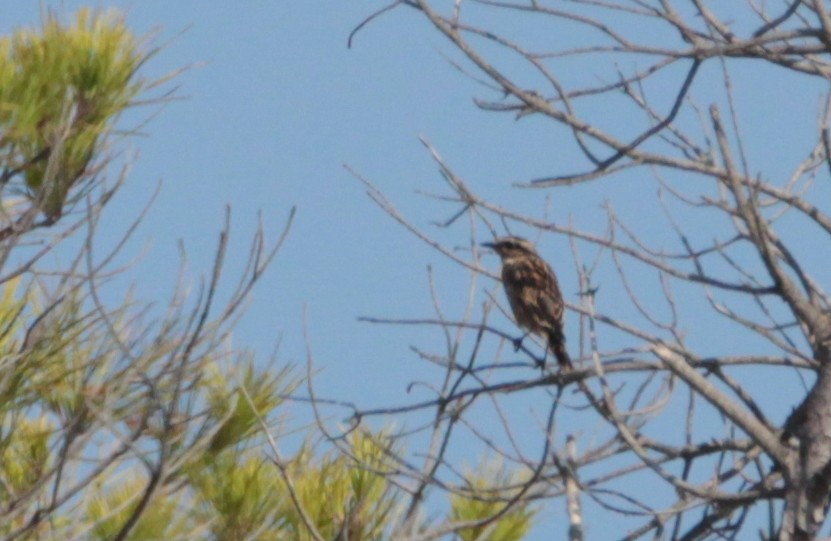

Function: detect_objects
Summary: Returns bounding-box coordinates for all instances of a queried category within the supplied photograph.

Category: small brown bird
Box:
[483,236,572,369]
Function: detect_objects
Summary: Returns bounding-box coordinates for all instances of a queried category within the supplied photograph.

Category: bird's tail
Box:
[546,328,572,370]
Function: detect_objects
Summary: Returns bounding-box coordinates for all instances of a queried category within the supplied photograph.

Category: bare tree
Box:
[342,1,831,539]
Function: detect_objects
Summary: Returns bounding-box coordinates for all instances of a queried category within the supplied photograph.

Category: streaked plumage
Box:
[483,236,572,369]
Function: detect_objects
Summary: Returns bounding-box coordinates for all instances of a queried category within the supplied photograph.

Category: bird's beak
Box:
[481,241,496,249]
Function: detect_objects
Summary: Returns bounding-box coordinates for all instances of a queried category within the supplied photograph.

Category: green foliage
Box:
[0,282,307,540]
[0,8,151,221]
[187,430,398,541]
[190,452,285,540]
[25,298,101,419]
[86,477,186,541]
[285,431,398,541]
[0,279,28,406]
[450,461,537,541]
[205,358,291,454]
[1,416,52,497]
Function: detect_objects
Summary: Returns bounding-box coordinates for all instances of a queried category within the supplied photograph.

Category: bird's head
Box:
[481,236,537,260]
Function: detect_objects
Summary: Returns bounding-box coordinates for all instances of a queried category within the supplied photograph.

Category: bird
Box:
[482,236,572,369]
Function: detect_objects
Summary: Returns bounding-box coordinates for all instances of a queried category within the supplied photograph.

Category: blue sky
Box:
[2,1,491,403]
[3,2,829,539]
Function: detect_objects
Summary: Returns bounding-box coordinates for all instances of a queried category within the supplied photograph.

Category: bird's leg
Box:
[513,332,545,368]
[536,346,548,370]
[512,331,531,352]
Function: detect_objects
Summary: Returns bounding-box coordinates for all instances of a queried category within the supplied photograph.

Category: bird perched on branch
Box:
[482,236,572,369]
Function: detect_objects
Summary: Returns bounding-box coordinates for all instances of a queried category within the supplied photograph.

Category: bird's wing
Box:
[504,259,564,326]
[538,287,564,324]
